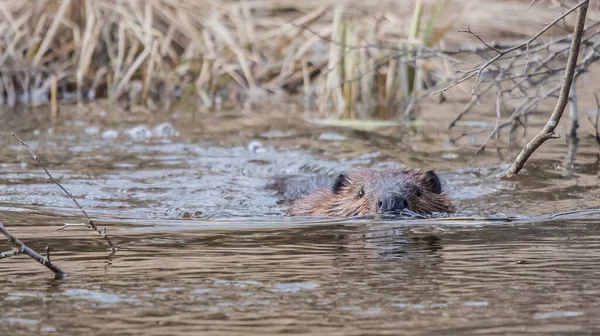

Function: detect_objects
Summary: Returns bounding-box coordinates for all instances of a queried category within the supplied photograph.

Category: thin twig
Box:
[294,22,559,60]
[448,65,507,129]
[476,87,503,155]
[506,1,588,177]
[57,223,92,231]
[11,133,116,253]
[0,220,66,278]
[459,27,502,53]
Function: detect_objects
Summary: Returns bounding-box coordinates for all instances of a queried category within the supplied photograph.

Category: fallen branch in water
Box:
[506,1,588,177]
[0,220,66,279]
[58,223,92,230]
[0,247,20,258]
[11,133,116,253]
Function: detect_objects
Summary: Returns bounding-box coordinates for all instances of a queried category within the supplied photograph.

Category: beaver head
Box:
[290,167,455,217]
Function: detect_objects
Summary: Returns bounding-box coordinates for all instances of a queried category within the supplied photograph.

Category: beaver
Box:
[289,166,455,217]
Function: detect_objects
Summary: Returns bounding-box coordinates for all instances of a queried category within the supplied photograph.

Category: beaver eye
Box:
[357,187,365,198]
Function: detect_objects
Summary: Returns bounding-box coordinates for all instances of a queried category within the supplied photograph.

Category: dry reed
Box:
[0,0,596,121]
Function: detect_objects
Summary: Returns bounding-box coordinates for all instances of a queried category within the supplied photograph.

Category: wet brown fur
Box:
[289,167,455,217]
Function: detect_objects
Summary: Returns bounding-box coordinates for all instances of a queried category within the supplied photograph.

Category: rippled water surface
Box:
[1,104,600,335]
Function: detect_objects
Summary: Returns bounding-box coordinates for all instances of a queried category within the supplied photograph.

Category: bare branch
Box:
[449,63,510,129]
[476,88,504,155]
[11,133,116,253]
[432,0,589,97]
[459,26,502,53]
[506,1,588,177]
[0,220,65,278]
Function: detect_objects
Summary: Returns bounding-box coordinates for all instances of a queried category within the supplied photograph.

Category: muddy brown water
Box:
[1,103,600,335]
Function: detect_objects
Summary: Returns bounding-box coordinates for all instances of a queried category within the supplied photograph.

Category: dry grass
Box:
[0,0,597,119]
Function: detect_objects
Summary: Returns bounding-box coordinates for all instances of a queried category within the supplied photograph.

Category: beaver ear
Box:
[423,170,442,194]
[332,174,348,194]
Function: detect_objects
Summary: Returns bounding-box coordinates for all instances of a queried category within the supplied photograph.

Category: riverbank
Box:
[0,0,591,119]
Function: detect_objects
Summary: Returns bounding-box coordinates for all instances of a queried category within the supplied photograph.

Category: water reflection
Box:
[1,106,600,334]
[1,210,600,334]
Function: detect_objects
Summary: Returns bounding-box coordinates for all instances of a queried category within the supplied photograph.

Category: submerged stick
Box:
[11,133,116,253]
[0,220,66,279]
[506,1,588,177]
[0,247,20,259]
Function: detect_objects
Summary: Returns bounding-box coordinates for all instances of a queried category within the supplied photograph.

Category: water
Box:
[1,104,600,335]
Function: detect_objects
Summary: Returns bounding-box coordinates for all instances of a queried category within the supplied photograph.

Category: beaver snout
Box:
[376,194,409,214]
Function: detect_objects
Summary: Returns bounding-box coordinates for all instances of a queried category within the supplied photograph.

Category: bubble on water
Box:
[248,140,265,154]
[102,129,119,140]
[125,125,152,142]
[84,126,100,135]
[33,129,40,135]
[152,122,180,138]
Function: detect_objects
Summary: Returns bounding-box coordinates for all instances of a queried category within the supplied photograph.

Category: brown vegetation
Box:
[0,1,594,116]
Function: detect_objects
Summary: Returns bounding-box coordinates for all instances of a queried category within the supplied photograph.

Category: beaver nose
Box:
[376,195,409,214]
